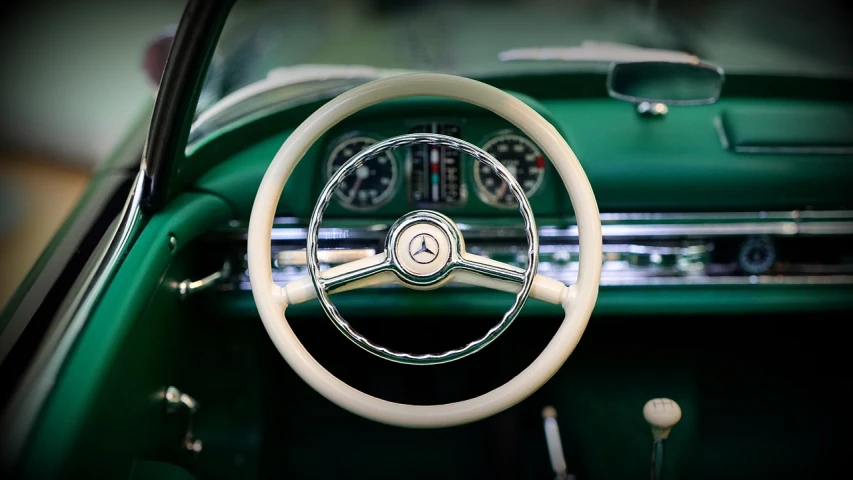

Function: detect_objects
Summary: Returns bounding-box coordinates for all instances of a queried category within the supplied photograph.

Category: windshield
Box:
[203,0,851,105]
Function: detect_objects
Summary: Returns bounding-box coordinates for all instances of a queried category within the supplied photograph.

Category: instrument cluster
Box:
[324,121,548,212]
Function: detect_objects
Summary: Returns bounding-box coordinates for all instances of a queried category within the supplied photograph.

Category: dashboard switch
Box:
[738,235,777,275]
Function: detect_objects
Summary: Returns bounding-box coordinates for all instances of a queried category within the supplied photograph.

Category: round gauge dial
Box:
[326,136,398,210]
[475,133,546,207]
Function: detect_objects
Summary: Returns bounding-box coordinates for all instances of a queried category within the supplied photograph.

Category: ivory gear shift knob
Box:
[643,398,682,441]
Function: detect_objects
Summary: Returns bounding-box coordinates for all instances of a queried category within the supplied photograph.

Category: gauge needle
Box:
[496,181,508,200]
[496,165,516,200]
[347,177,363,203]
[347,165,370,203]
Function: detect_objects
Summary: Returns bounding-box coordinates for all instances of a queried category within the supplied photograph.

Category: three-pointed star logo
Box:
[408,233,440,264]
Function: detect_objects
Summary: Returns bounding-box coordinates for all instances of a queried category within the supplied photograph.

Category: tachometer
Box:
[475,133,546,207]
[326,136,398,210]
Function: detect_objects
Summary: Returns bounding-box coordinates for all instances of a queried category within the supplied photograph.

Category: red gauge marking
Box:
[536,156,545,169]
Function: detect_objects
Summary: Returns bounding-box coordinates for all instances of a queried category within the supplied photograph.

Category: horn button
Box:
[394,222,452,277]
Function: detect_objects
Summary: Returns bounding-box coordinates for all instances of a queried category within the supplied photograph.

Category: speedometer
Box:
[326,136,398,210]
[475,133,546,207]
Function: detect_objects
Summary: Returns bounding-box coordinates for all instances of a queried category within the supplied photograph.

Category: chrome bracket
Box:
[172,260,231,298]
[162,386,202,454]
[636,101,668,118]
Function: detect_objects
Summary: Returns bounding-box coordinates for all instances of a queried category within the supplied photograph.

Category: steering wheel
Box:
[248,73,602,428]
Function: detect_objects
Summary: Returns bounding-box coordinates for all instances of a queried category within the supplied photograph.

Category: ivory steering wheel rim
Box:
[248,73,602,428]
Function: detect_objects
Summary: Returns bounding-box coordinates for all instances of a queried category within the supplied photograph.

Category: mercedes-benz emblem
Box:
[408,233,440,264]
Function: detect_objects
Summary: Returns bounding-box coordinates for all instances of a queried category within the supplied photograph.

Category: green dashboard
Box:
[178,77,853,316]
[195,95,853,218]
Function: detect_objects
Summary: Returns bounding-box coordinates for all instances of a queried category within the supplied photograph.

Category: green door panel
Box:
[19,193,231,479]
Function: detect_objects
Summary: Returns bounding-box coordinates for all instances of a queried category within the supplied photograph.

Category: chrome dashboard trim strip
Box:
[293,210,853,222]
[265,219,853,241]
[595,275,853,286]
[224,210,853,290]
[264,210,853,239]
[598,210,853,220]
[243,275,853,291]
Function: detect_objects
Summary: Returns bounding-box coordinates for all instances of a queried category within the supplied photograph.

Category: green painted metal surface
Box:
[194,96,853,219]
[19,193,230,479]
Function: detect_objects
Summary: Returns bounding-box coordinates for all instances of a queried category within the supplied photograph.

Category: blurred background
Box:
[0,0,851,308]
[0,0,185,306]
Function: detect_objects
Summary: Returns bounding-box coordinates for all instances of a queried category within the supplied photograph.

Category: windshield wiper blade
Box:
[265,64,416,84]
[188,65,419,147]
[499,41,698,64]
[192,64,417,130]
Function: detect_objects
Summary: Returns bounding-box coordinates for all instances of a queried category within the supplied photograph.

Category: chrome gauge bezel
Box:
[474,130,547,209]
[325,133,399,211]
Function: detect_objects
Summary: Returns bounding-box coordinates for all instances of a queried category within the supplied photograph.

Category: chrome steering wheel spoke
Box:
[452,251,569,305]
[281,252,395,305]
[320,253,394,292]
[456,252,527,284]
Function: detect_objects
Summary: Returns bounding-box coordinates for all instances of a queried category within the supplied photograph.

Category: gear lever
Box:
[643,398,682,480]
[542,406,576,480]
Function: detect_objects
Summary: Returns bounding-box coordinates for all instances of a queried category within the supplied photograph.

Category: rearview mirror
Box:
[607,61,725,106]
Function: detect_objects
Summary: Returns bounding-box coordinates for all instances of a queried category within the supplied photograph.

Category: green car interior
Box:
[1,0,852,478]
